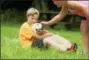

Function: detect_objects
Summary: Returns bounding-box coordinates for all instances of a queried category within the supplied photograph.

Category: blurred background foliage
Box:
[0,0,81,30]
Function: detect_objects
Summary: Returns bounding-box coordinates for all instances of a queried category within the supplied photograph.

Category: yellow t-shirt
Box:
[19,22,36,48]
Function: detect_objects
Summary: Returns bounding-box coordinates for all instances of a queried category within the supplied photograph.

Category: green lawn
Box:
[1,23,89,59]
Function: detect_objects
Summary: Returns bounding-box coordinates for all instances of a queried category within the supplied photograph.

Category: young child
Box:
[41,0,89,54]
[19,8,51,48]
[19,7,77,52]
[31,23,77,52]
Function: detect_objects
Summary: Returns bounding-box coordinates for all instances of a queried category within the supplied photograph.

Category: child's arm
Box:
[32,31,52,40]
[41,30,53,37]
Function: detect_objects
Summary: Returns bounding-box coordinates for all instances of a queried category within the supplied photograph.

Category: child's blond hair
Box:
[26,8,39,17]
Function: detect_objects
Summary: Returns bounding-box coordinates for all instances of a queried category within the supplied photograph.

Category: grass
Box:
[1,22,89,59]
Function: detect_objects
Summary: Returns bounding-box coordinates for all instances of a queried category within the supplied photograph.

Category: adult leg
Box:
[80,20,89,54]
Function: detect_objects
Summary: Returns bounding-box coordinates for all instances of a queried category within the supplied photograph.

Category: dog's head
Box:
[31,23,44,33]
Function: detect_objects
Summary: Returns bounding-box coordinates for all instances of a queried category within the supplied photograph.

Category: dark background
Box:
[0,0,81,30]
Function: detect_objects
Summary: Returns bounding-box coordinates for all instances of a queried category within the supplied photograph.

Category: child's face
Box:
[27,14,39,24]
[52,0,64,7]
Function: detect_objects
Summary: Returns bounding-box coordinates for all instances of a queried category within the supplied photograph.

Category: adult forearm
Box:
[48,13,67,25]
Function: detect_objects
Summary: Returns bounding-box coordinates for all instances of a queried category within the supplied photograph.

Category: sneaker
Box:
[67,43,78,52]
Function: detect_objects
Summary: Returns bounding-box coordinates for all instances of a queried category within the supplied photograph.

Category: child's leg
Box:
[43,38,68,51]
[52,35,72,48]
[80,20,89,53]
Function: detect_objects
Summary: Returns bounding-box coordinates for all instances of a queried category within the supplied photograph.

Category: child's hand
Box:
[43,33,52,38]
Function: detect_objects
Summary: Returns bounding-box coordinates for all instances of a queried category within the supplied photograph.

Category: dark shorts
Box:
[80,16,87,20]
[31,39,44,49]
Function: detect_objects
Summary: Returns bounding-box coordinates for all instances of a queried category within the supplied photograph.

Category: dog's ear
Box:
[40,23,44,30]
[31,24,37,33]
[39,23,44,28]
